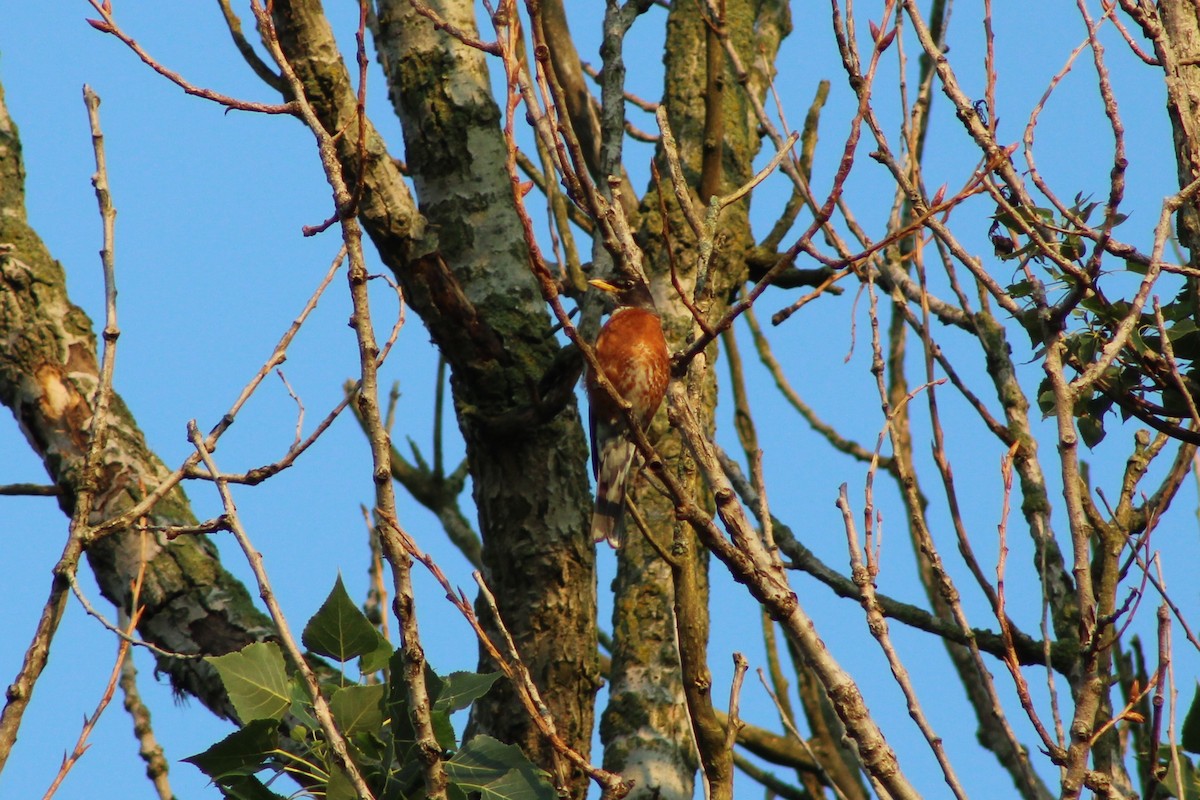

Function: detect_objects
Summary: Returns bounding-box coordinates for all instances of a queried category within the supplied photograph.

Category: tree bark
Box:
[601,3,783,798]
[271,1,599,793]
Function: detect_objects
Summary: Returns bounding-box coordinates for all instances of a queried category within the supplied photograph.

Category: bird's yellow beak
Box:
[588,278,619,293]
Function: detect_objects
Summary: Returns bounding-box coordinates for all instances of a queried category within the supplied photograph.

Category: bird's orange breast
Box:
[587,307,669,429]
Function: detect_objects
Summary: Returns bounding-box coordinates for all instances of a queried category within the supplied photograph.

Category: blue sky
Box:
[2,2,1198,799]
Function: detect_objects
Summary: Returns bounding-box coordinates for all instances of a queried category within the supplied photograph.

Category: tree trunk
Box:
[271,1,599,793]
[601,3,785,798]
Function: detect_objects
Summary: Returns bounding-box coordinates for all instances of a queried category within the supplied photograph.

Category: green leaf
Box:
[1181,684,1200,754]
[447,782,471,800]
[435,672,503,714]
[1078,414,1106,449]
[386,650,453,752]
[1162,750,1198,799]
[432,708,457,752]
[359,633,395,676]
[288,674,320,732]
[1129,324,1151,356]
[1059,233,1084,261]
[447,735,557,800]
[206,643,290,723]
[1168,319,1199,341]
[183,718,280,782]
[1037,377,1056,418]
[213,775,289,800]
[1080,292,1107,315]
[1007,279,1035,299]
[330,684,386,736]
[303,575,381,662]
[326,766,358,800]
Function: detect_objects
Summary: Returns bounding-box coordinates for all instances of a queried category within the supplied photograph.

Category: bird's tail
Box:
[591,438,636,547]
[590,496,626,548]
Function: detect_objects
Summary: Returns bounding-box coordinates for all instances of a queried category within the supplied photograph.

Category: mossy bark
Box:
[600,4,785,799]
[273,1,599,794]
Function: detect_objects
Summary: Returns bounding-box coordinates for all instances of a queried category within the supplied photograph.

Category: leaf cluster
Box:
[184,577,551,800]
[996,193,1199,447]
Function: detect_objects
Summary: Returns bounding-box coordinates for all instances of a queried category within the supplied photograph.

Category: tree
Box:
[3,1,1200,799]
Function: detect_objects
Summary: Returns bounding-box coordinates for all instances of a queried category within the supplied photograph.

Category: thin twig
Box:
[85,2,296,115]
[0,483,59,496]
[42,608,141,799]
[186,421,376,800]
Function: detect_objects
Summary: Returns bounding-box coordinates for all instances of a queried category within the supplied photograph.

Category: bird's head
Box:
[588,275,656,312]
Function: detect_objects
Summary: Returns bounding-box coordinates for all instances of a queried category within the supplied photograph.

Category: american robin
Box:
[585,275,669,547]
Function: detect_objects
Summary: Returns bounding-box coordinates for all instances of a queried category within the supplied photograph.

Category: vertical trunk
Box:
[1147,1,1200,263]
[602,3,783,797]
[271,1,600,794]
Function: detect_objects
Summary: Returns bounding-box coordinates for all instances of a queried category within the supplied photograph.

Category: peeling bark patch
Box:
[36,363,72,418]
[35,363,90,451]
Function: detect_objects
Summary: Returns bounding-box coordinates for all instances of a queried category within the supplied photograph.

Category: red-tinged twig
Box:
[0,483,59,496]
[66,570,192,660]
[205,247,344,450]
[44,550,149,799]
[765,173,986,328]
[183,390,353,486]
[85,1,296,115]
[406,0,500,54]
[835,485,969,800]
[662,379,923,800]
[996,445,1066,758]
[247,0,443,795]
[1145,601,1173,798]
[742,302,887,467]
[1088,666,1158,748]
[891,275,1045,795]
[481,3,667,476]
[1071,176,1200,397]
[755,669,851,800]
[275,370,306,451]
[580,60,659,113]
[982,0,998,140]
[651,161,713,337]
[1101,0,1160,65]
[42,610,142,800]
[225,272,398,487]
[906,212,1051,794]
[362,505,391,646]
[1124,528,1200,656]
[187,421,376,800]
[623,119,658,143]
[1152,297,1200,427]
[721,654,749,770]
[653,106,705,241]
[215,0,285,92]
[908,226,1011,620]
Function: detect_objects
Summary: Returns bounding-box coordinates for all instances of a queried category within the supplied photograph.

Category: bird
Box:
[585,274,669,547]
